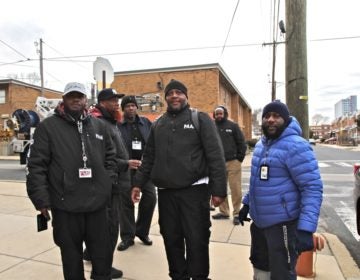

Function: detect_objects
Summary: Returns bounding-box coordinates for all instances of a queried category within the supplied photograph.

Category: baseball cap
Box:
[97,88,125,102]
[63,82,87,96]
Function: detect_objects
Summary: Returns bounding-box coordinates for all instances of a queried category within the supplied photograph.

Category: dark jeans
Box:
[119,179,156,241]
[250,220,298,280]
[158,184,211,280]
[52,208,112,280]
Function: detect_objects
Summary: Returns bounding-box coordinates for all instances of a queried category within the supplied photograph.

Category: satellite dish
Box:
[93,57,114,89]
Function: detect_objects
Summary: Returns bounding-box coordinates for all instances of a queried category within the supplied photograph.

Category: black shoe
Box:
[111,267,123,279]
[212,213,230,220]
[83,248,91,261]
[233,216,240,225]
[117,239,134,251]
[136,235,153,246]
[91,267,123,280]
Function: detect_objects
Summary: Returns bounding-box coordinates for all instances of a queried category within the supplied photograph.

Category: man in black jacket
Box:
[212,105,247,225]
[87,88,133,278]
[26,82,117,280]
[117,96,156,251]
[131,79,227,280]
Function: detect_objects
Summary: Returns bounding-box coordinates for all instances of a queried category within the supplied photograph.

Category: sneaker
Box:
[233,216,240,225]
[212,213,230,220]
[111,267,123,279]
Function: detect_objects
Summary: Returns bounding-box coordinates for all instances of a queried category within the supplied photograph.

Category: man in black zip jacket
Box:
[212,105,247,225]
[117,95,156,251]
[131,79,227,280]
[26,82,117,280]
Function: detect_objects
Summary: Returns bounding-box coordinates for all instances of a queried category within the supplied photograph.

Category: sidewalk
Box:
[0,163,359,280]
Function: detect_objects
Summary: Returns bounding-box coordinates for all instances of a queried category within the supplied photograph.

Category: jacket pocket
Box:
[281,196,292,218]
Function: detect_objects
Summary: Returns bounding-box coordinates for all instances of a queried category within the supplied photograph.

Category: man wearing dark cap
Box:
[212,105,247,225]
[86,88,134,278]
[238,100,323,279]
[131,79,227,280]
[27,82,118,280]
[117,95,156,251]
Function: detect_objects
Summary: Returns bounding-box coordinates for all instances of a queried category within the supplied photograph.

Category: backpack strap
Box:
[190,108,200,133]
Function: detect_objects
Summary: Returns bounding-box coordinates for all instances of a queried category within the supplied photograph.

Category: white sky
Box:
[0,0,359,122]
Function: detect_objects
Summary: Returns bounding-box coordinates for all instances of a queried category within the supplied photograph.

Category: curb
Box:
[322,233,360,279]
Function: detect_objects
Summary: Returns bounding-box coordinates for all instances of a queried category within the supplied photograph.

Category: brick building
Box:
[112,63,252,140]
[0,64,253,141]
[0,79,62,125]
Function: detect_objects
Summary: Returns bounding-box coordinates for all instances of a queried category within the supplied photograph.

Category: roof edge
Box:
[114,63,251,109]
[0,79,62,94]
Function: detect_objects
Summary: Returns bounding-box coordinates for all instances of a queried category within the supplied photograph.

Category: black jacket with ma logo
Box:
[133,105,227,197]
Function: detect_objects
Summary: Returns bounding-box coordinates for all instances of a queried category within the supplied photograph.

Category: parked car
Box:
[309,138,316,145]
[354,163,360,235]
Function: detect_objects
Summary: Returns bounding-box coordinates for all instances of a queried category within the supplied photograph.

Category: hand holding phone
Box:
[37,214,48,232]
[37,209,51,232]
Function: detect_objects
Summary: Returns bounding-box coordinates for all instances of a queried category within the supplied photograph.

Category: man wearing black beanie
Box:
[164,79,188,99]
[131,79,227,280]
[238,100,323,279]
[117,95,156,251]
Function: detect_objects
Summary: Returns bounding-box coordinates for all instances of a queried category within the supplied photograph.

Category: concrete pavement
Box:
[0,149,359,279]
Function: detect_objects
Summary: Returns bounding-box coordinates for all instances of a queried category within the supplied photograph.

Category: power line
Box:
[221,0,240,56]
[0,35,359,66]
[42,40,89,70]
[309,35,360,42]
[0,59,34,67]
[0,39,31,60]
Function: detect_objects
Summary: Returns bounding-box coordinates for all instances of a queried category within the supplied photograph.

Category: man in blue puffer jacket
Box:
[238,100,323,280]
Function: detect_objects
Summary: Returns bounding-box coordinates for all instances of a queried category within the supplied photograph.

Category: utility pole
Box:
[39,38,44,96]
[285,0,309,138]
[271,40,277,101]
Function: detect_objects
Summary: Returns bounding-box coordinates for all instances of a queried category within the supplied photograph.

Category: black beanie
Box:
[121,95,138,110]
[164,79,188,98]
[262,100,290,123]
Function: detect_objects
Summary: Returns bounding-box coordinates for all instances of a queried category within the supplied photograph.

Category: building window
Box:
[0,89,5,104]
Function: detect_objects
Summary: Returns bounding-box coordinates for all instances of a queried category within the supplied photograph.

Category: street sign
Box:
[93,57,114,90]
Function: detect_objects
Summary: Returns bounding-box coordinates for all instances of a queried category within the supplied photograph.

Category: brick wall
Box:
[112,67,252,139]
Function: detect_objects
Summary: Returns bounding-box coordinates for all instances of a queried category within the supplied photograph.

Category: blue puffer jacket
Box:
[243,117,323,232]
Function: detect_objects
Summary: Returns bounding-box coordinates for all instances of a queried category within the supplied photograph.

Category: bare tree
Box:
[6,72,40,85]
[312,114,325,125]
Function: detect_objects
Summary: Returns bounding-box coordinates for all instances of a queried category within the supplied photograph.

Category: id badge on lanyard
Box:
[132,140,142,150]
[77,120,92,178]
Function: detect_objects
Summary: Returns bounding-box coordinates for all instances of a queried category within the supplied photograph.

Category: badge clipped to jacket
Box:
[260,164,269,180]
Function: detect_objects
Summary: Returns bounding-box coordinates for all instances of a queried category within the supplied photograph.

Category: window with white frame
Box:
[0,89,5,104]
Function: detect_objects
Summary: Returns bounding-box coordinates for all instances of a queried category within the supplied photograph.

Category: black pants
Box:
[52,208,112,280]
[109,194,120,253]
[250,220,298,280]
[158,184,211,280]
[119,179,156,241]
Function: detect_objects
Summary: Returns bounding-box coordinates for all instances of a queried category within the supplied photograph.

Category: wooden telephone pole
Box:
[285,0,309,139]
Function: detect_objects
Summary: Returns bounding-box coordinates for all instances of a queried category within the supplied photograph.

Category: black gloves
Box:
[297,230,314,253]
[238,204,251,226]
